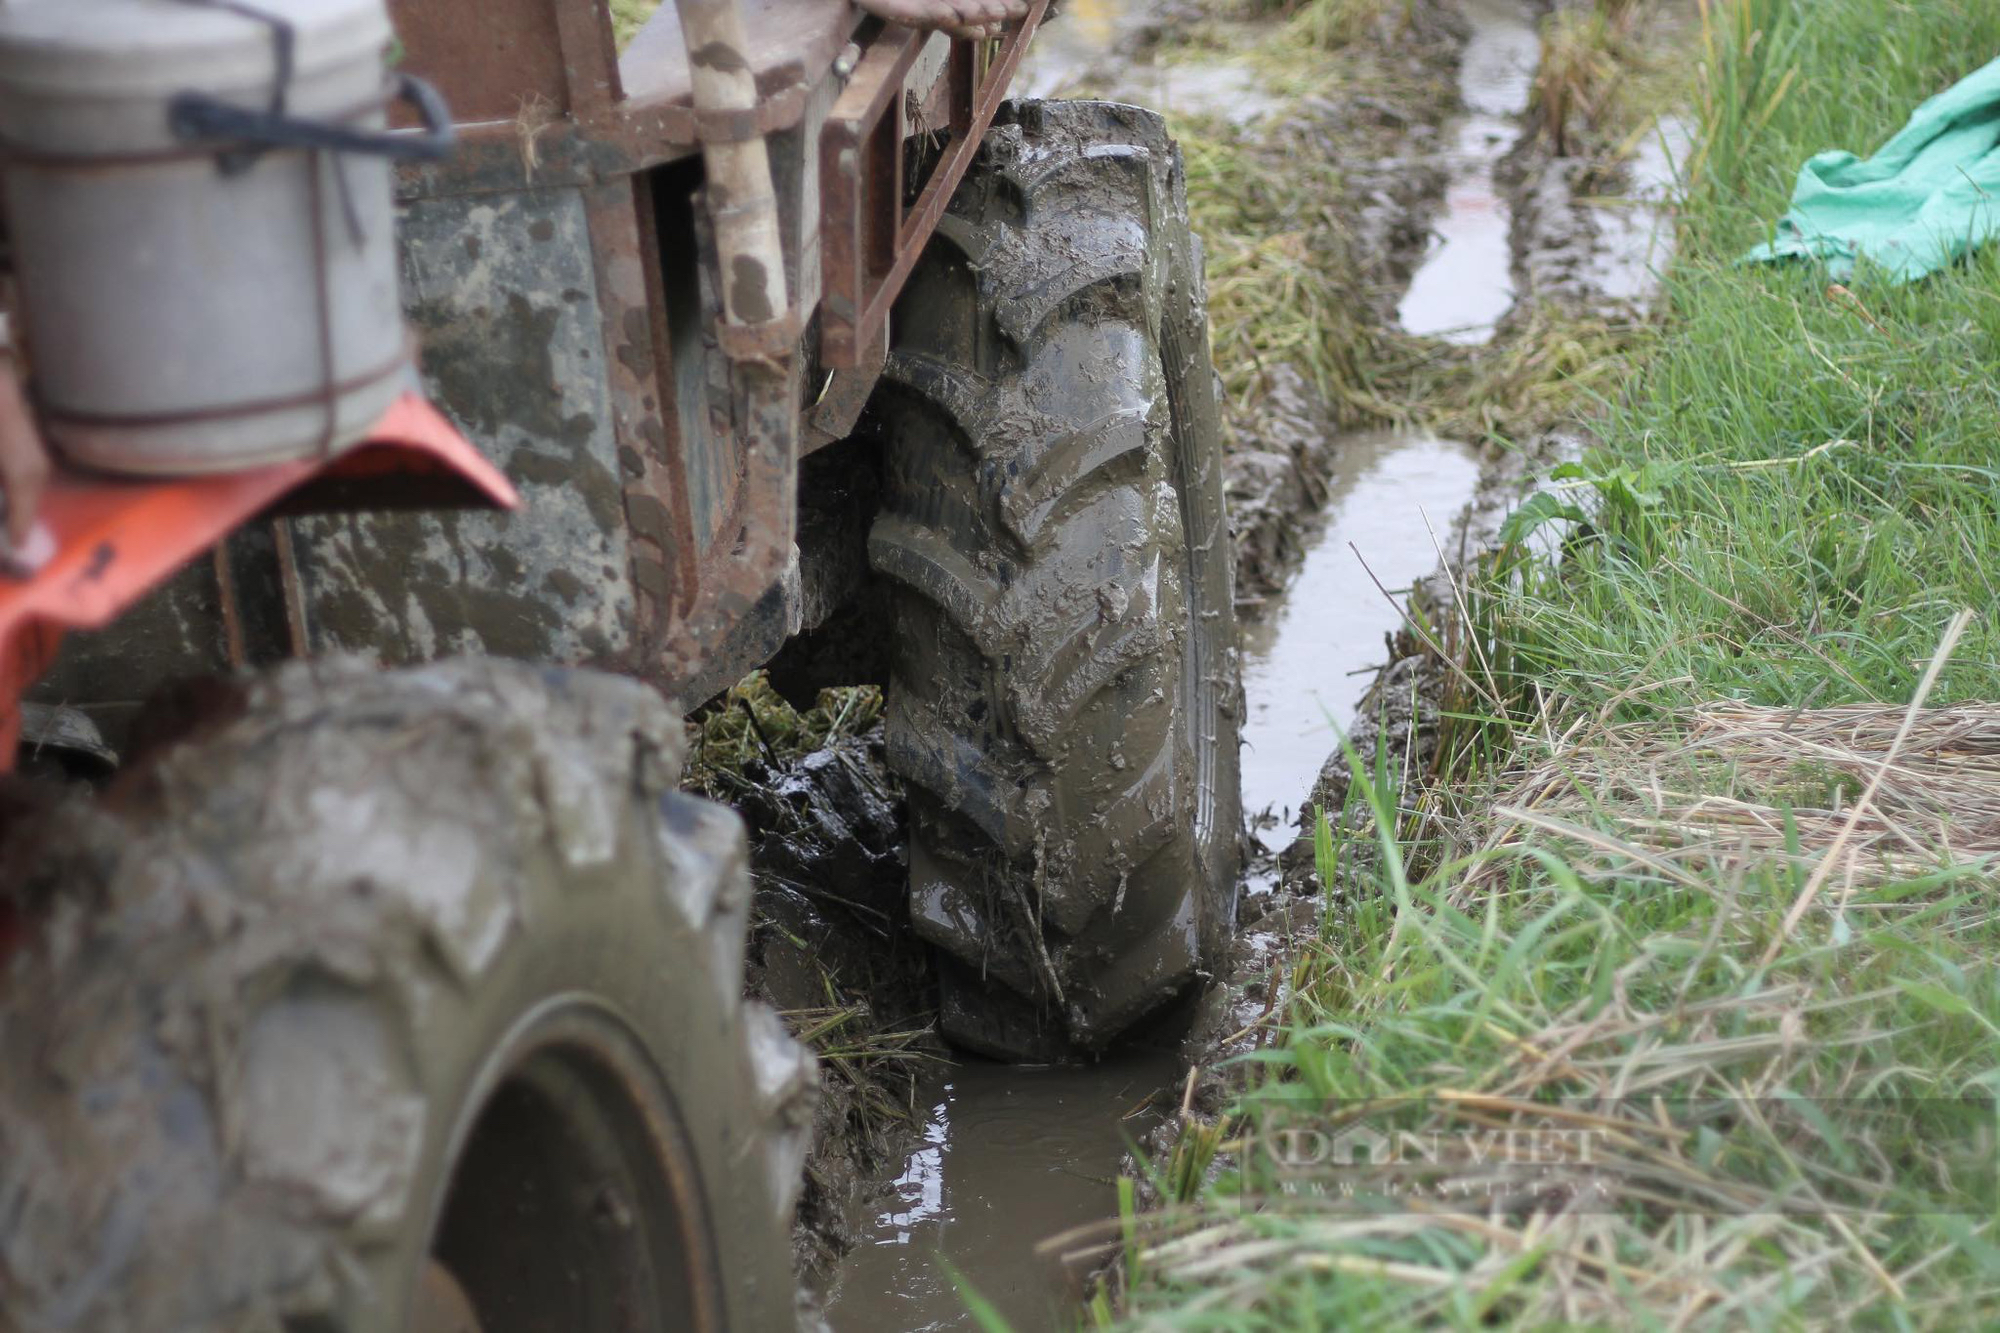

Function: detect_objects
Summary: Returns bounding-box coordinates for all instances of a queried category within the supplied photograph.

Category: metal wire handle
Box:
[165,0,454,174]
[168,73,456,167]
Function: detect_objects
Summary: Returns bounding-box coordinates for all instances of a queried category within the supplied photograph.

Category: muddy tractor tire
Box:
[869,100,1243,1058]
[0,659,814,1332]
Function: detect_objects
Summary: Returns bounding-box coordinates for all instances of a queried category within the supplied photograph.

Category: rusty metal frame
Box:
[392,3,851,201]
[368,0,1052,702]
[819,0,1049,368]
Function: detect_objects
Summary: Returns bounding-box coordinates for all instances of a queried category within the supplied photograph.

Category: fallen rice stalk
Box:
[1480,686,2000,908]
[1764,608,1974,964]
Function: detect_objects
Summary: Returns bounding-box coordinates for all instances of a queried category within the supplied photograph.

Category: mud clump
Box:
[683,678,944,1288]
[735,738,905,919]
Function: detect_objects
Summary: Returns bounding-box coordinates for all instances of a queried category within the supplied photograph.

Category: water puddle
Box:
[1581,115,1694,303]
[1396,0,1540,343]
[825,1048,1177,1330]
[1238,430,1484,888]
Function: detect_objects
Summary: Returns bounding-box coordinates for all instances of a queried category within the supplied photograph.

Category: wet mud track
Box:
[1238,430,1484,893]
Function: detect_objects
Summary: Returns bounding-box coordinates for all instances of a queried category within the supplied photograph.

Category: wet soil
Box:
[1014,0,1284,125]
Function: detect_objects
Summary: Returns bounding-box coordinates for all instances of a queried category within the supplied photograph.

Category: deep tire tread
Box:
[870,101,1243,1052]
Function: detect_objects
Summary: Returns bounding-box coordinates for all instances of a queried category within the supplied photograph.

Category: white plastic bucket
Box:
[0,0,448,475]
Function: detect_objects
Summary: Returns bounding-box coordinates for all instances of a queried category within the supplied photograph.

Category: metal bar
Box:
[580,174,701,654]
[947,34,974,137]
[866,104,901,279]
[802,314,887,452]
[552,0,622,115]
[211,545,249,669]
[819,26,925,339]
[270,520,311,658]
[819,0,1046,365]
[829,25,927,134]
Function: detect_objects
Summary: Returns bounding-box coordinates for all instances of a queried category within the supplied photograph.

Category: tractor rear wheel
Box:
[0,658,813,1332]
[869,100,1243,1058]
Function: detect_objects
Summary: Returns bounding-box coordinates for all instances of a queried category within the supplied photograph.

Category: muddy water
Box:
[1239,431,1483,887]
[1396,0,1539,343]
[824,1048,1177,1330]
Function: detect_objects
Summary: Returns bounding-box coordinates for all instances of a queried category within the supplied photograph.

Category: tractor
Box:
[0,0,1241,1327]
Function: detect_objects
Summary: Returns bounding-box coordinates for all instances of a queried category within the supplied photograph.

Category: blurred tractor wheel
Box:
[0,657,813,1332]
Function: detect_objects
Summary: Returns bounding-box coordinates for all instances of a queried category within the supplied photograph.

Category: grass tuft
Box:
[609,0,662,48]
[1529,6,1624,155]
[682,671,883,799]
[1176,114,1383,425]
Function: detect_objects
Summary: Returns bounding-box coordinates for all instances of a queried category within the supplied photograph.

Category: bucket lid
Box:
[0,0,392,101]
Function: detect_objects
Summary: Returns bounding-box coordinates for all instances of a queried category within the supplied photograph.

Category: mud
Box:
[1204,12,1468,601]
[1507,112,1694,321]
[1014,0,1281,125]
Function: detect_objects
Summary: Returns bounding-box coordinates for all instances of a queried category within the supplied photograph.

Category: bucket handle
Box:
[167,74,456,172]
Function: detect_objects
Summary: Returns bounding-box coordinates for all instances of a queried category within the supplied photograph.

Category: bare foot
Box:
[856,0,1027,40]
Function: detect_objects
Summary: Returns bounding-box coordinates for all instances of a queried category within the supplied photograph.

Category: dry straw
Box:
[1478,613,1994,926]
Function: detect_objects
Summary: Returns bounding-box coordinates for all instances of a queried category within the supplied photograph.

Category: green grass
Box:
[609,0,662,47]
[681,671,883,799]
[1114,0,2000,1327]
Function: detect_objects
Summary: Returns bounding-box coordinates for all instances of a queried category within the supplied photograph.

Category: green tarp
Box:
[1743,55,2000,282]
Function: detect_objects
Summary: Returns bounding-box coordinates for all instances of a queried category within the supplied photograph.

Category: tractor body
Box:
[28,0,1048,738]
